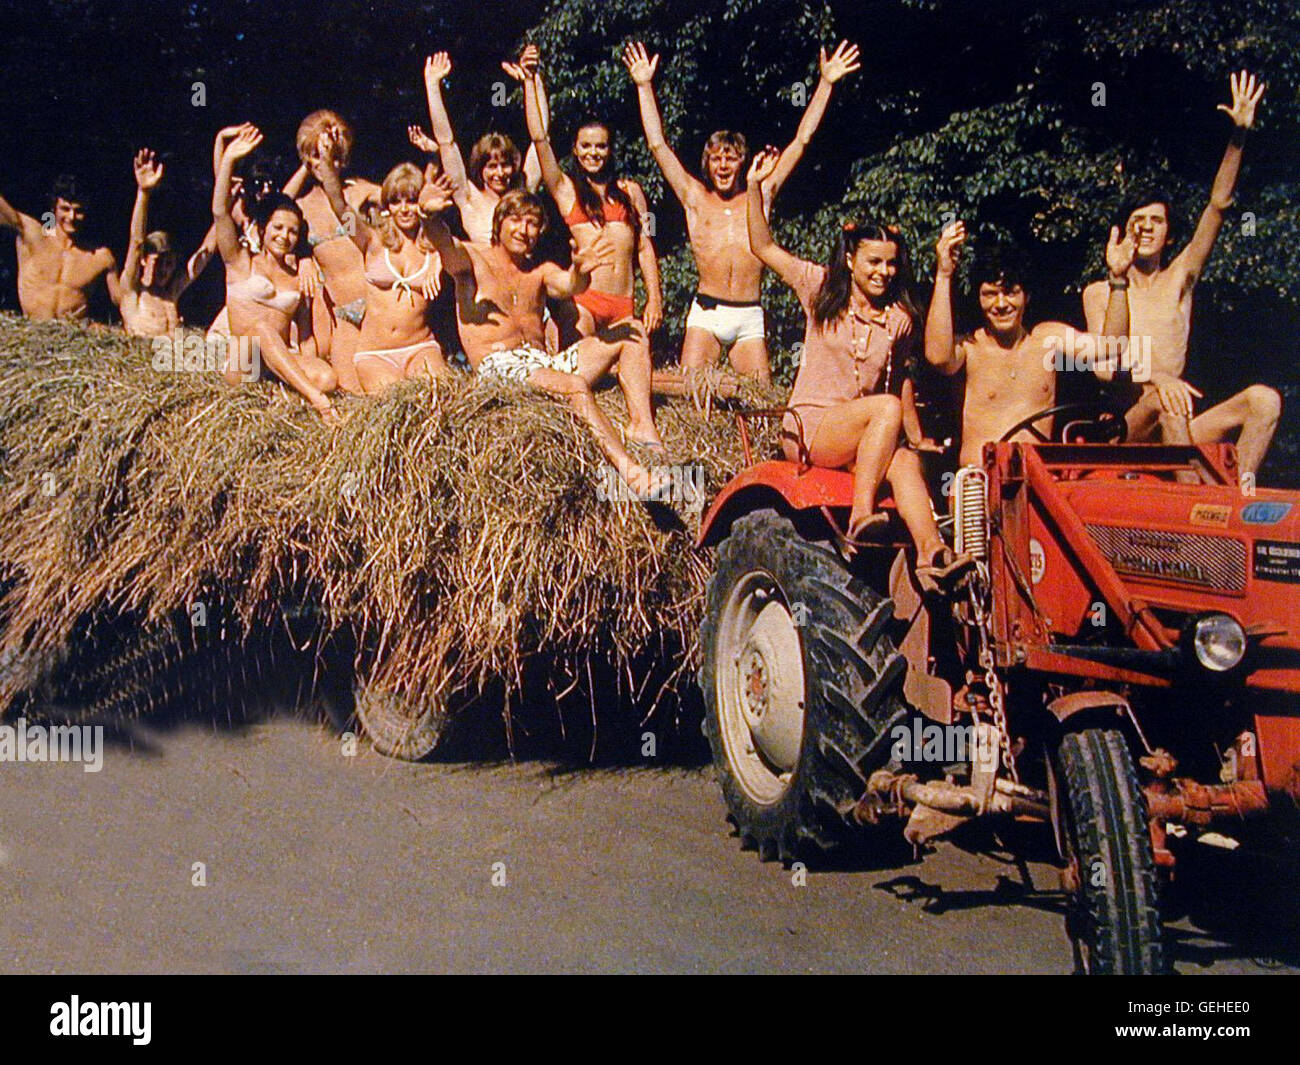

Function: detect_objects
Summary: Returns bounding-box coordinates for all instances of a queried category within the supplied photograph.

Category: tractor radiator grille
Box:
[1085,524,1246,592]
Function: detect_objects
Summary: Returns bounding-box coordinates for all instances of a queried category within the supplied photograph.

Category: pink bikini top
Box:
[226,271,300,315]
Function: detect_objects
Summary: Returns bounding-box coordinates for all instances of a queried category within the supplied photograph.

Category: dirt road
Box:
[2,715,1295,974]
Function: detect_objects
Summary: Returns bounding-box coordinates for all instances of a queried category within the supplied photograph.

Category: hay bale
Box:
[0,314,785,730]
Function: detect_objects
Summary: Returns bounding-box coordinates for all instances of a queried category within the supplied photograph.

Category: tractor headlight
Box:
[1189,614,1246,673]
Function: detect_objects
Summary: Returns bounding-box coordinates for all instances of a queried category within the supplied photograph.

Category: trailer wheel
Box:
[700,508,906,862]
[1054,728,1165,974]
[353,681,447,761]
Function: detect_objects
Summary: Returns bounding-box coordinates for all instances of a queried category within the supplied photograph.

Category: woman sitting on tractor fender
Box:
[745,148,968,591]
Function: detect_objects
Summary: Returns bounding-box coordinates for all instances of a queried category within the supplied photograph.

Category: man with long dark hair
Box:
[925,224,1069,466]
[623,38,860,385]
[1083,71,1278,476]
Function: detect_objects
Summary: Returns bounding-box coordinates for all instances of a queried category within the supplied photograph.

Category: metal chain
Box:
[969,563,1018,782]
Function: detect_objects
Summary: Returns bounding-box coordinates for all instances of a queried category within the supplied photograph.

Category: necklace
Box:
[848,305,892,397]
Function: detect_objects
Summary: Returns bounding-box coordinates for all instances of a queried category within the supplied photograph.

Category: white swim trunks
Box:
[685,294,766,346]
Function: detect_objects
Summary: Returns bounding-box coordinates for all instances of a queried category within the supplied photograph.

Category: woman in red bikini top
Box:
[517,46,663,341]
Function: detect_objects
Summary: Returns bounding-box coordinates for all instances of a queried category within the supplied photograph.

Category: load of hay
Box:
[0,315,782,741]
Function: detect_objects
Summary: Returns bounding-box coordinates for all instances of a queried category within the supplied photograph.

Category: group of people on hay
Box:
[0,39,1279,594]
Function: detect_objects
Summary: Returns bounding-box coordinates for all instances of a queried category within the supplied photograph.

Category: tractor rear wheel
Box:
[700,508,907,862]
[353,681,448,761]
[1054,728,1165,974]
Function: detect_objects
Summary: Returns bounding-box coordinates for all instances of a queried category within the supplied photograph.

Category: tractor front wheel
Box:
[700,508,907,863]
[1054,727,1165,974]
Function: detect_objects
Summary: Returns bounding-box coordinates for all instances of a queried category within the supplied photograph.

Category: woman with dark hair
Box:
[213,125,338,421]
[421,50,547,244]
[521,46,662,340]
[746,148,967,588]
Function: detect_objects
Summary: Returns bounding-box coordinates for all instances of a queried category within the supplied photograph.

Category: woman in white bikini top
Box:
[212,125,340,422]
[344,162,449,394]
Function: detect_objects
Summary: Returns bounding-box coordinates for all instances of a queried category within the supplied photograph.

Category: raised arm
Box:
[515,49,568,203]
[626,180,662,333]
[423,52,469,199]
[121,148,163,294]
[1088,225,1135,382]
[418,174,473,277]
[622,41,697,205]
[213,125,262,266]
[745,148,806,289]
[0,186,42,244]
[309,129,372,253]
[765,41,859,199]
[924,221,966,375]
[1175,70,1265,283]
[505,44,551,192]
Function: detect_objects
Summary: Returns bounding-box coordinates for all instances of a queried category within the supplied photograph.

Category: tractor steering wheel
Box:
[997,401,1129,445]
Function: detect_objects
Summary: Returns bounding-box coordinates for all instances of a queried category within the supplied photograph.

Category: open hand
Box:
[642,295,662,334]
[622,41,659,85]
[1105,223,1136,279]
[224,124,263,161]
[424,52,452,87]
[935,220,966,277]
[819,40,860,83]
[1153,376,1203,418]
[1217,70,1265,130]
[571,233,614,275]
[133,148,164,191]
[418,174,456,216]
[747,145,780,186]
[408,125,438,154]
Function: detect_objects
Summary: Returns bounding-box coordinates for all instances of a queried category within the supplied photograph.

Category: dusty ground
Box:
[2,713,1296,974]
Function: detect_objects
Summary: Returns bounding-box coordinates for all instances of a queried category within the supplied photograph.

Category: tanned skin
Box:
[419,175,668,492]
[623,39,859,384]
[925,222,1068,467]
[0,179,119,320]
[1083,71,1277,476]
[118,148,217,337]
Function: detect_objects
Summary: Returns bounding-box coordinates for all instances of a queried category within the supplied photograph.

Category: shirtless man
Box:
[622,39,859,384]
[0,174,119,320]
[1083,71,1277,476]
[925,225,1068,466]
[420,177,667,497]
[118,148,216,337]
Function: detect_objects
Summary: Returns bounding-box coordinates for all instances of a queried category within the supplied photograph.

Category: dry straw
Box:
[0,315,782,738]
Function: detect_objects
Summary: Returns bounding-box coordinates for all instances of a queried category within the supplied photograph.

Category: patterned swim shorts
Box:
[477,343,582,384]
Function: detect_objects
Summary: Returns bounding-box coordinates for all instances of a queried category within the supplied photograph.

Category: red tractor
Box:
[697,401,1300,974]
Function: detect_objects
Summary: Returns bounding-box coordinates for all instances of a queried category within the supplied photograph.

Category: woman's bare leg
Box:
[885,448,944,565]
[330,318,363,394]
[572,333,664,449]
[253,324,336,415]
[355,357,403,395]
[808,395,903,537]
